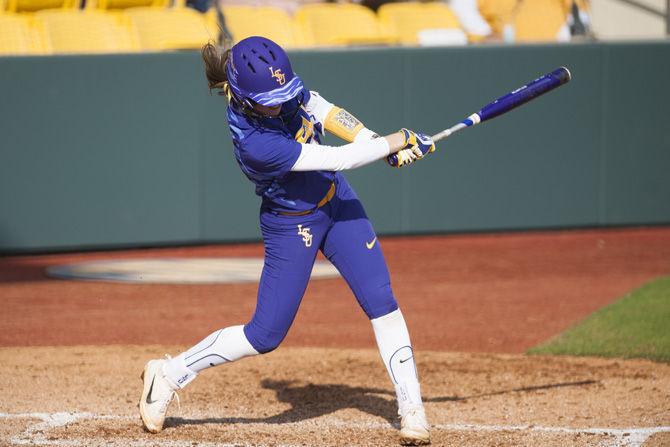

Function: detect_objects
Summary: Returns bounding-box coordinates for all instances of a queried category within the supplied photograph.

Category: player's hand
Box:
[400,128,435,158]
[392,148,420,167]
[387,128,435,168]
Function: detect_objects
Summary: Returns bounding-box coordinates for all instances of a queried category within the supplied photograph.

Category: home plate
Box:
[46,258,340,284]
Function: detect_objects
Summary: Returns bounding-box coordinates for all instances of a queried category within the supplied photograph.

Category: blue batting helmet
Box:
[226,36,305,107]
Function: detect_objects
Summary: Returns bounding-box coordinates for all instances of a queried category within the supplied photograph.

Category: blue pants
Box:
[244,178,399,353]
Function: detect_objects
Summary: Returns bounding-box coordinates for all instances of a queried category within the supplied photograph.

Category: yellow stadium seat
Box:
[378,2,466,46]
[476,0,517,35]
[513,0,570,42]
[124,7,211,51]
[6,0,78,13]
[94,0,166,11]
[35,9,139,53]
[474,0,570,42]
[295,3,394,47]
[0,13,49,54]
[207,6,307,49]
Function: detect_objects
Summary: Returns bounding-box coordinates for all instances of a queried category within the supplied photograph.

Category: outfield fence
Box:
[0,42,669,252]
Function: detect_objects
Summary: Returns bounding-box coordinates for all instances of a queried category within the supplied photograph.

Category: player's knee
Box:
[361,281,398,320]
[243,323,286,354]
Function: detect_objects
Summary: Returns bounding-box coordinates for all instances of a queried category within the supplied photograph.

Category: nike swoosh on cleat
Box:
[399,357,413,363]
[145,376,157,404]
[366,237,378,249]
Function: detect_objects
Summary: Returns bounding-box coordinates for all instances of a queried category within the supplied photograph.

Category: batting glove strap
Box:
[399,128,436,158]
[399,128,415,149]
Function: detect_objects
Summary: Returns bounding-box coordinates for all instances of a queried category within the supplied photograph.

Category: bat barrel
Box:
[477,66,571,122]
[386,66,572,167]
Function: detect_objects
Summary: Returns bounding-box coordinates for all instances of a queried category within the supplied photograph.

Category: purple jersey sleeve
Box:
[239,131,302,178]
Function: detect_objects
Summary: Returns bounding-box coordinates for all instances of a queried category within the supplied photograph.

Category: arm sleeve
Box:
[303,90,335,128]
[450,0,492,36]
[291,138,391,172]
[304,90,377,143]
[354,127,380,142]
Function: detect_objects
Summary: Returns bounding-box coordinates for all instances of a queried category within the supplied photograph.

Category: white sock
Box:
[371,309,424,412]
[163,325,258,389]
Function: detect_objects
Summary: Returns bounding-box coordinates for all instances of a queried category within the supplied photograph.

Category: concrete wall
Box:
[591,0,667,39]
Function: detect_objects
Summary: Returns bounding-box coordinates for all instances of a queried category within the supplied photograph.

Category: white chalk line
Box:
[1,412,668,447]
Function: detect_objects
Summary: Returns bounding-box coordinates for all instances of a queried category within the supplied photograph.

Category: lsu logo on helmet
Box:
[268,66,286,85]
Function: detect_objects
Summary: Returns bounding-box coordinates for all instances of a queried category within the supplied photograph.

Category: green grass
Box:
[528,276,670,362]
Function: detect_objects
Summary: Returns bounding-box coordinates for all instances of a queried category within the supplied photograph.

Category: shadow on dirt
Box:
[165,379,598,429]
[427,379,598,402]
[166,379,399,428]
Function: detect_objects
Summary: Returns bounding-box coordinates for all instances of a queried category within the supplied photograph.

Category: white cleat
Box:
[399,405,431,445]
[139,358,178,433]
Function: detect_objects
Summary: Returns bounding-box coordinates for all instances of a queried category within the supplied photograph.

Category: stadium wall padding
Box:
[0,42,668,252]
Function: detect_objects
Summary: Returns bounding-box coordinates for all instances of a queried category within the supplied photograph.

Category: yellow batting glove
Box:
[399,128,436,158]
[387,128,436,168]
[394,148,420,167]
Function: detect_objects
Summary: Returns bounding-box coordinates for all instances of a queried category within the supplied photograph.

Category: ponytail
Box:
[201,42,231,95]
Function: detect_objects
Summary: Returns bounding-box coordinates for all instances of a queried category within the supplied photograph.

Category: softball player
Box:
[139,36,434,446]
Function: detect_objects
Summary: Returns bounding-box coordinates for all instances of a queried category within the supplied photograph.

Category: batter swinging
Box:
[139,36,435,446]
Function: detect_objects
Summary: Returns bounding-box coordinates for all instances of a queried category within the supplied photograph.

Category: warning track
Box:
[2,227,670,352]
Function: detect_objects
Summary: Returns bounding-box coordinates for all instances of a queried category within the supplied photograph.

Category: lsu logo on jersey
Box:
[268,66,286,85]
[295,116,315,144]
[297,224,313,247]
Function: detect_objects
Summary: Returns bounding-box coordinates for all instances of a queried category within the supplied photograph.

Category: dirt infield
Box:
[1,346,669,446]
[1,227,670,446]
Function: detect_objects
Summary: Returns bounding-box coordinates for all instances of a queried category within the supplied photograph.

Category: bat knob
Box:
[386,153,399,167]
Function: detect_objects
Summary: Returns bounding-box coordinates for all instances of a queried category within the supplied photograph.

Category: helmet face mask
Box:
[276,92,305,122]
